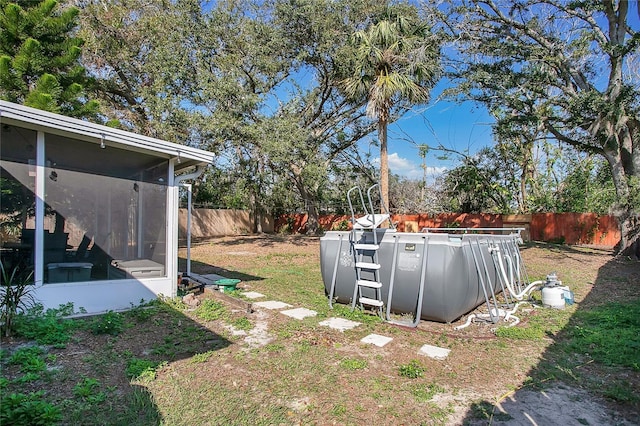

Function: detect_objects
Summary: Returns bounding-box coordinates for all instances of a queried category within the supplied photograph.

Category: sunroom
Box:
[0,101,215,313]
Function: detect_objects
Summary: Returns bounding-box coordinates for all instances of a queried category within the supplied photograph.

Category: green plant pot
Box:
[214,278,240,293]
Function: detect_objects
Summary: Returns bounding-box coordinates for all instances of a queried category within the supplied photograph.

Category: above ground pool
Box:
[320,228,525,324]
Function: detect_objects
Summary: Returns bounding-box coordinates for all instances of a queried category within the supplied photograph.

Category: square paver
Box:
[360,333,393,347]
[253,300,293,310]
[318,317,361,332]
[242,291,265,299]
[280,308,318,320]
[418,344,451,360]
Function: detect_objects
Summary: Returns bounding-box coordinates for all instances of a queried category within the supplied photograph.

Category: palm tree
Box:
[342,9,440,208]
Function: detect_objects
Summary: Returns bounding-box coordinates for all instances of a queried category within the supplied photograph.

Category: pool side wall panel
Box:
[320,230,503,323]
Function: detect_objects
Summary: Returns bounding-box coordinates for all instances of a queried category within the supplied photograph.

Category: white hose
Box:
[454,314,476,330]
[510,280,544,300]
[492,246,544,300]
[502,301,526,322]
[505,255,524,294]
[455,245,544,331]
[504,314,520,327]
[505,255,514,288]
[454,302,528,330]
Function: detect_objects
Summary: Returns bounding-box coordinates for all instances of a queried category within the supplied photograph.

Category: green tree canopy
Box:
[189,0,392,233]
[78,0,203,139]
[78,0,392,233]
[441,0,639,255]
[0,0,98,118]
[437,142,617,215]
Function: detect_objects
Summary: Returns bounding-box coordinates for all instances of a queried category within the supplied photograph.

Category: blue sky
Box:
[367,80,496,183]
[386,98,494,181]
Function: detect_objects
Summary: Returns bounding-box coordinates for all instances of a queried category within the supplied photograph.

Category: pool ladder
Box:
[347,184,394,317]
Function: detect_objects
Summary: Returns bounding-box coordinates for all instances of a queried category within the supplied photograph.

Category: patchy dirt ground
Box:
[181,235,640,425]
[2,235,639,425]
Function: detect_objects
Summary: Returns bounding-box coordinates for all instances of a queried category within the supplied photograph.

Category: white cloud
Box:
[381,153,447,181]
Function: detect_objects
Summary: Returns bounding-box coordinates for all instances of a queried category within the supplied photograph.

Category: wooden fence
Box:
[178,208,274,239]
[177,209,620,247]
[6,209,618,248]
[275,212,621,247]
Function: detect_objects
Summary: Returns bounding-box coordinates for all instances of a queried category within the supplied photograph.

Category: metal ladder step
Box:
[353,213,390,230]
[346,184,392,318]
[355,262,381,270]
[353,243,380,251]
[356,279,382,289]
[359,297,384,307]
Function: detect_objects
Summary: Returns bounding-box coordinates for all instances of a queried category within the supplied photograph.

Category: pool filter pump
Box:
[541,273,574,308]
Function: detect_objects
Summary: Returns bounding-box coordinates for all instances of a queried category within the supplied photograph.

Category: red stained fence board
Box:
[276,212,620,247]
[529,213,619,246]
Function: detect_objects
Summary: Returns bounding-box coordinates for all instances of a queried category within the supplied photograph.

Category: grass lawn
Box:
[1,235,639,425]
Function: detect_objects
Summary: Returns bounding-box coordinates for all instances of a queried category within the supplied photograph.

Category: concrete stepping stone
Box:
[318,317,361,332]
[253,300,293,310]
[280,308,317,320]
[360,333,393,347]
[242,291,265,299]
[418,344,451,360]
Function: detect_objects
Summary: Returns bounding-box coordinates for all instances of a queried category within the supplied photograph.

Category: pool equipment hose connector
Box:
[490,244,545,301]
[456,245,574,330]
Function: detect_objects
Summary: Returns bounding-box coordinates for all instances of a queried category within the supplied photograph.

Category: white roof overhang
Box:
[0,101,215,171]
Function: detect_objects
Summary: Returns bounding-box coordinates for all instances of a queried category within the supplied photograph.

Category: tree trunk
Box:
[249,189,263,234]
[255,211,264,234]
[290,172,321,235]
[379,118,389,212]
[604,145,640,257]
[617,212,640,258]
[306,200,320,235]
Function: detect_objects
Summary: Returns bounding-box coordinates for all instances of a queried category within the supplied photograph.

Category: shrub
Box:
[194,299,226,321]
[73,377,106,403]
[125,358,162,382]
[126,301,158,322]
[90,311,123,335]
[157,295,186,311]
[399,360,425,379]
[0,391,61,426]
[9,346,46,374]
[0,261,35,338]
[13,303,78,346]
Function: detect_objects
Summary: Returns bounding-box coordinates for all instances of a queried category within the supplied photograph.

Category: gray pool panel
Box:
[320,230,517,323]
